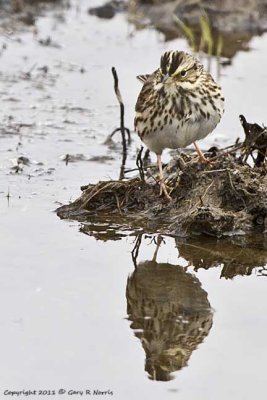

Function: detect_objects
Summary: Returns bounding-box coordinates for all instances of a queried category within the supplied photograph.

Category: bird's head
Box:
[159,50,204,89]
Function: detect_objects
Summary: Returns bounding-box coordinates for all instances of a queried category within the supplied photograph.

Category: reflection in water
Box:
[79,219,267,382]
[127,239,213,381]
[176,237,267,279]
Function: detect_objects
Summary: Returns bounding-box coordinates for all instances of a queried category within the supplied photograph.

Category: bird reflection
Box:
[126,237,213,381]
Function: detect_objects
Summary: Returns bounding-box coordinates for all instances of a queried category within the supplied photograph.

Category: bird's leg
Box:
[157,154,171,200]
[193,142,211,163]
[152,235,163,262]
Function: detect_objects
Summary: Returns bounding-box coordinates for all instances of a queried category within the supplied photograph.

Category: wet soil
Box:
[0,0,65,30]
[56,146,267,238]
[129,0,267,58]
[90,0,267,58]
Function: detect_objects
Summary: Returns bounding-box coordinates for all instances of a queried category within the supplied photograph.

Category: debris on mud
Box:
[61,154,115,165]
[88,0,267,58]
[239,114,267,167]
[56,130,267,239]
[126,0,267,58]
[88,1,126,20]
[0,0,65,31]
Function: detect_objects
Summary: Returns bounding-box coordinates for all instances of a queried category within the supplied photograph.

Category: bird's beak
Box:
[162,73,170,83]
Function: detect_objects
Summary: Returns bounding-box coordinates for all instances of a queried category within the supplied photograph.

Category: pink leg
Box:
[193,142,211,163]
[157,154,171,200]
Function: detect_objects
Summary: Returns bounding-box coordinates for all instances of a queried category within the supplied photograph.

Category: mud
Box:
[56,139,267,238]
[91,0,267,58]
[0,0,65,31]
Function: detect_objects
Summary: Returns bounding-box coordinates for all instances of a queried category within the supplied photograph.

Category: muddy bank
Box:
[89,0,267,58]
[56,140,267,239]
[0,0,65,29]
[130,0,267,58]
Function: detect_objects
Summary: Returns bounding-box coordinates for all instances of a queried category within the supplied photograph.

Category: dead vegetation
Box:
[56,131,267,238]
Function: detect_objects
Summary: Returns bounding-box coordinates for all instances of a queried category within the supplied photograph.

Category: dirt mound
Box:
[56,142,267,238]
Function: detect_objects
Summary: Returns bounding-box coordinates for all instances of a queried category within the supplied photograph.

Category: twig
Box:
[227,169,247,208]
[131,233,143,269]
[196,181,214,207]
[124,165,152,174]
[109,127,131,144]
[114,192,122,215]
[143,148,151,165]
[239,114,267,166]
[201,168,227,174]
[110,67,131,180]
[79,182,112,210]
[136,146,145,181]
[209,143,244,161]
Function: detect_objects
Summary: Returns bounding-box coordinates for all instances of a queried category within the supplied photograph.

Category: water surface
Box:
[0,1,267,399]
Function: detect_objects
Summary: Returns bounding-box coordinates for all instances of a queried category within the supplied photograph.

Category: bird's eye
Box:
[180,70,187,77]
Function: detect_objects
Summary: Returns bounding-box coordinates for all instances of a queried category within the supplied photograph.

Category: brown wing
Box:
[135,80,153,113]
[136,74,151,83]
[135,70,159,113]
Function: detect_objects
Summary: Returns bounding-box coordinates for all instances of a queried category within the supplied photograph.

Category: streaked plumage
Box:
[134,50,225,199]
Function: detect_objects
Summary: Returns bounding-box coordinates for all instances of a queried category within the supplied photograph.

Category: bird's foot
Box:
[193,142,213,165]
[196,154,213,164]
[159,179,172,201]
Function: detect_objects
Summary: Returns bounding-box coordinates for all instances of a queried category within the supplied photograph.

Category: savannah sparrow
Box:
[135,50,225,199]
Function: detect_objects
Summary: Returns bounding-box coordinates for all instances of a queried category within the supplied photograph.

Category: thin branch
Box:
[111,67,131,180]
[136,146,145,181]
[208,143,244,161]
[131,233,143,269]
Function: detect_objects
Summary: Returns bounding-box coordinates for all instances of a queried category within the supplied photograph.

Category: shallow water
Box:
[0,1,267,399]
